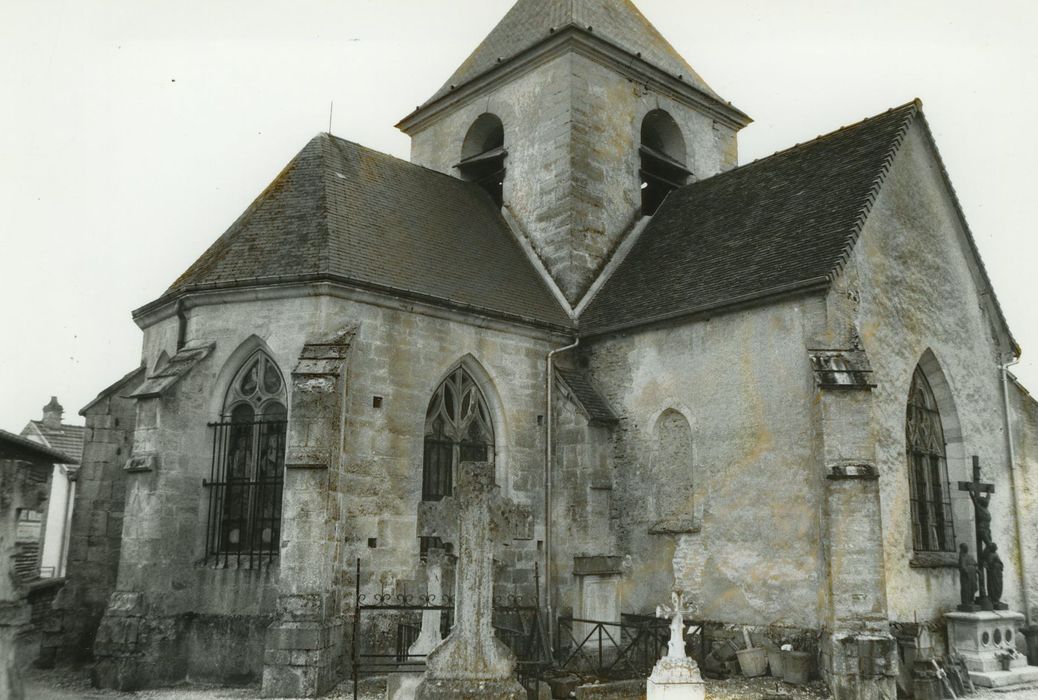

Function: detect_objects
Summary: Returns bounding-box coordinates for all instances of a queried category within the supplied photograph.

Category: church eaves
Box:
[416,0,724,110]
[148,134,571,330]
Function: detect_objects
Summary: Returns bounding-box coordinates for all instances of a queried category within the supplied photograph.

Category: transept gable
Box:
[839,115,1018,359]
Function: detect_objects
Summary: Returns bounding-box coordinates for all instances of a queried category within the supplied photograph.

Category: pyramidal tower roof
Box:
[421,0,722,108]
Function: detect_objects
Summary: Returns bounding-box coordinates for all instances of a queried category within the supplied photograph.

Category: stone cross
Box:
[414,461,530,699]
[656,590,695,660]
[958,455,995,610]
[408,547,452,657]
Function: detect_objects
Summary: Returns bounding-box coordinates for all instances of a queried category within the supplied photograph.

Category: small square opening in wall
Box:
[367,538,377,549]
[372,396,383,409]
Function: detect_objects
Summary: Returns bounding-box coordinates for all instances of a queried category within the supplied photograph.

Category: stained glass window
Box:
[206,351,287,564]
[906,366,955,552]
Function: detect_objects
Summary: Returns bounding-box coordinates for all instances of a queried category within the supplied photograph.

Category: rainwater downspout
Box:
[1001,355,1030,625]
[545,337,579,650]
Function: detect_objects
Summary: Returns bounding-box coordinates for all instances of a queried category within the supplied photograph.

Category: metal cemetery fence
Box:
[350,559,705,697]
[350,560,551,699]
[554,613,704,680]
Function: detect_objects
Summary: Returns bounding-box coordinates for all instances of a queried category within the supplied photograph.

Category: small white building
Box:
[20,397,84,579]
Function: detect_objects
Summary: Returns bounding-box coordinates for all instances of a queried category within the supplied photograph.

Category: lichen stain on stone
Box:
[297,377,334,393]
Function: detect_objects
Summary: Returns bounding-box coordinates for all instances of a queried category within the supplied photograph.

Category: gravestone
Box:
[646,590,704,700]
[410,548,453,657]
[414,461,531,700]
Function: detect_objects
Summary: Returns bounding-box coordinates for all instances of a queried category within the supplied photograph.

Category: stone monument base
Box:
[414,677,526,699]
[946,610,1038,688]
[646,656,705,700]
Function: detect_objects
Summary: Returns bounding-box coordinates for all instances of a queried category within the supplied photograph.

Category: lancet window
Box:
[906,366,956,553]
[419,366,495,558]
[206,350,287,564]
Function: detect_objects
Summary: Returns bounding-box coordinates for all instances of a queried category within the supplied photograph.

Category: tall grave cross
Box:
[415,461,531,699]
[958,456,995,611]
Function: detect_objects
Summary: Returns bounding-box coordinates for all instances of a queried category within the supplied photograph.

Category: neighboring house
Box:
[20,397,85,579]
[43,1,1038,698]
[1,429,76,700]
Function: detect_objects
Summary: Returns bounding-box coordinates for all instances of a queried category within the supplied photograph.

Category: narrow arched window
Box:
[640,110,690,216]
[206,350,287,564]
[906,366,955,552]
[420,366,494,557]
[456,114,506,207]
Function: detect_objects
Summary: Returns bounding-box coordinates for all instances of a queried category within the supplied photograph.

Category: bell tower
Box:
[397,0,751,306]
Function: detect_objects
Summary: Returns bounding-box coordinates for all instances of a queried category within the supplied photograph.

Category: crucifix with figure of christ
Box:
[958,455,995,611]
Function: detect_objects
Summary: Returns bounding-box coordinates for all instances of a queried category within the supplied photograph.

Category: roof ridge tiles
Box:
[719,100,920,185]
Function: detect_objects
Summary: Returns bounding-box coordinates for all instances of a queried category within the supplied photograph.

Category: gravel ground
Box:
[21,665,1038,699]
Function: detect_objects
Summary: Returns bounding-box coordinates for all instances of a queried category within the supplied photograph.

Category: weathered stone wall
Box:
[1008,379,1038,620]
[96,291,558,688]
[828,120,1022,623]
[550,382,615,614]
[43,367,143,664]
[408,50,737,304]
[584,299,827,626]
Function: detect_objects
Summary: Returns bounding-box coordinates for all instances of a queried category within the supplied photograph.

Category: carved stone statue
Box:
[984,543,1005,608]
[969,489,993,553]
[958,543,979,611]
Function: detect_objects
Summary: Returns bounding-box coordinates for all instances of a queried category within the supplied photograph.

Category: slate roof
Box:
[158,134,570,329]
[556,368,617,424]
[420,0,721,108]
[24,421,85,464]
[579,101,921,335]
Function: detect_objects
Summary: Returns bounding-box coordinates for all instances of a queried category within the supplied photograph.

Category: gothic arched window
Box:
[906,366,955,553]
[206,350,287,564]
[422,366,495,502]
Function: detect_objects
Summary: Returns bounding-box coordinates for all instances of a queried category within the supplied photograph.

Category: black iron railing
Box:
[204,419,285,567]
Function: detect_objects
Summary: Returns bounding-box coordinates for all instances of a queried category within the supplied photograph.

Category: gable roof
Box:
[150,134,570,330]
[580,101,921,335]
[22,421,84,464]
[0,429,78,465]
[420,0,721,109]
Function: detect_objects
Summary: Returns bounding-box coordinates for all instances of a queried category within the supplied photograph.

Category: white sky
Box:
[2,0,1036,431]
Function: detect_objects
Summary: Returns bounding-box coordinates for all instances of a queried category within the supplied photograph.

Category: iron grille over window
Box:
[420,366,494,557]
[906,366,955,552]
[205,351,287,565]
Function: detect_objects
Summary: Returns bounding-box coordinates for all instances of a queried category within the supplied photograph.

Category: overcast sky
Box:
[2,0,1036,431]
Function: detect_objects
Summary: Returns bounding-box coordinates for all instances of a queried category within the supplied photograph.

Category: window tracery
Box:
[906,366,955,553]
[206,350,287,564]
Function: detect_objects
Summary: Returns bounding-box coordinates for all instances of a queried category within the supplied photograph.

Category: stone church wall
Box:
[830,120,1023,625]
[1008,379,1038,621]
[584,298,827,628]
[42,366,143,664]
[550,385,616,615]
[409,51,737,303]
[96,290,556,688]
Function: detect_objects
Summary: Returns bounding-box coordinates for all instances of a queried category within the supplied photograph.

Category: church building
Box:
[44,1,1038,698]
